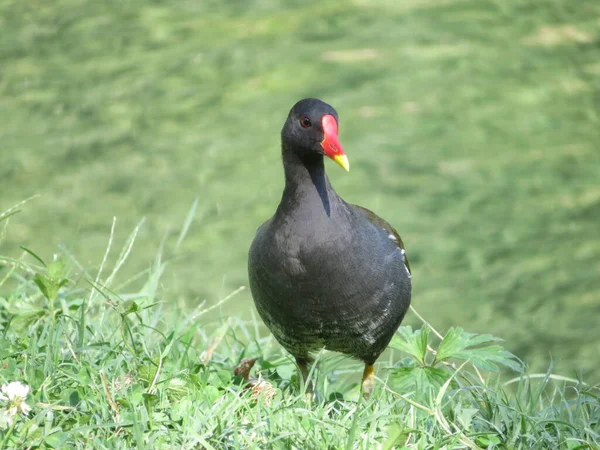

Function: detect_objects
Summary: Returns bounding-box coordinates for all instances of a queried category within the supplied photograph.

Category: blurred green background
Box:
[1,0,599,378]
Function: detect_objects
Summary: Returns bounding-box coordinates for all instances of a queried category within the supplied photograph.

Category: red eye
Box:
[300,116,312,128]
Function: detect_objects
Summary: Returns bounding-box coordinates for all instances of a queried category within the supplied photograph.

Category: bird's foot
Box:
[303,389,321,405]
[361,364,375,400]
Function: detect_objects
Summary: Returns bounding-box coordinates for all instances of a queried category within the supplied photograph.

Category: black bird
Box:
[248,98,411,397]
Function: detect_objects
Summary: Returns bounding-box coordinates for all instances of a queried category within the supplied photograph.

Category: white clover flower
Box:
[1,381,30,400]
[0,409,14,429]
[0,381,32,427]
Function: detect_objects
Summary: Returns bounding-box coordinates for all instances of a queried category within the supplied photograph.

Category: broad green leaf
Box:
[69,390,81,407]
[216,369,232,385]
[436,327,522,372]
[276,363,295,381]
[389,366,454,403]
[34,274,50,300]
[32,260,68,301]
[453,403,479,430]
[44,431,70,449]
[389,326,430,365]
[143,392,159,406]
[475,434,502,447]
[47,259,65,279]
[381,423,411,450]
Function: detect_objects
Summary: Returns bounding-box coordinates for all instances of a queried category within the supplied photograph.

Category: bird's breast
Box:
[250,215,406,307]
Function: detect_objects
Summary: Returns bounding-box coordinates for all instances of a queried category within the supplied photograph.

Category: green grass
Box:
[0,221,598,449]
[2,0,600,378]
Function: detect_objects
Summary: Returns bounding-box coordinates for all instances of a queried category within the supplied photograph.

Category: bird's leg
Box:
[296,357,314,394]
[361,364,375,399]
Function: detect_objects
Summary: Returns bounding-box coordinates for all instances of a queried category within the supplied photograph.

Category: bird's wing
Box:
[351,204,411,274]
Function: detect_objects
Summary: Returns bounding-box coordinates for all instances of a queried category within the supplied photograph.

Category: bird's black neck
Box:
[279,148,337,217]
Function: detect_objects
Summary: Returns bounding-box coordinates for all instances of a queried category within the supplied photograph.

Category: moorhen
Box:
[248,98,411,397]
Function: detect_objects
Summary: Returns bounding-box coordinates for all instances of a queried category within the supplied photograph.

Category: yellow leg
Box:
[361,364,375,399]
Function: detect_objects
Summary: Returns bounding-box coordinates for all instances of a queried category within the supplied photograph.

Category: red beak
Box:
[320,115,350,171]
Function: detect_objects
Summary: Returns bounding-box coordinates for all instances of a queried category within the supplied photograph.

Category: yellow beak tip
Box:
[332,154,350,172]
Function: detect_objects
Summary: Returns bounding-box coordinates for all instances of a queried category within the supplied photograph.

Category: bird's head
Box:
[281,98,349,171]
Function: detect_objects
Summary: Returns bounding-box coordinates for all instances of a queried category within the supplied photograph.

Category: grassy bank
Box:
[1,209,598,449]
[2,0,600,378]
